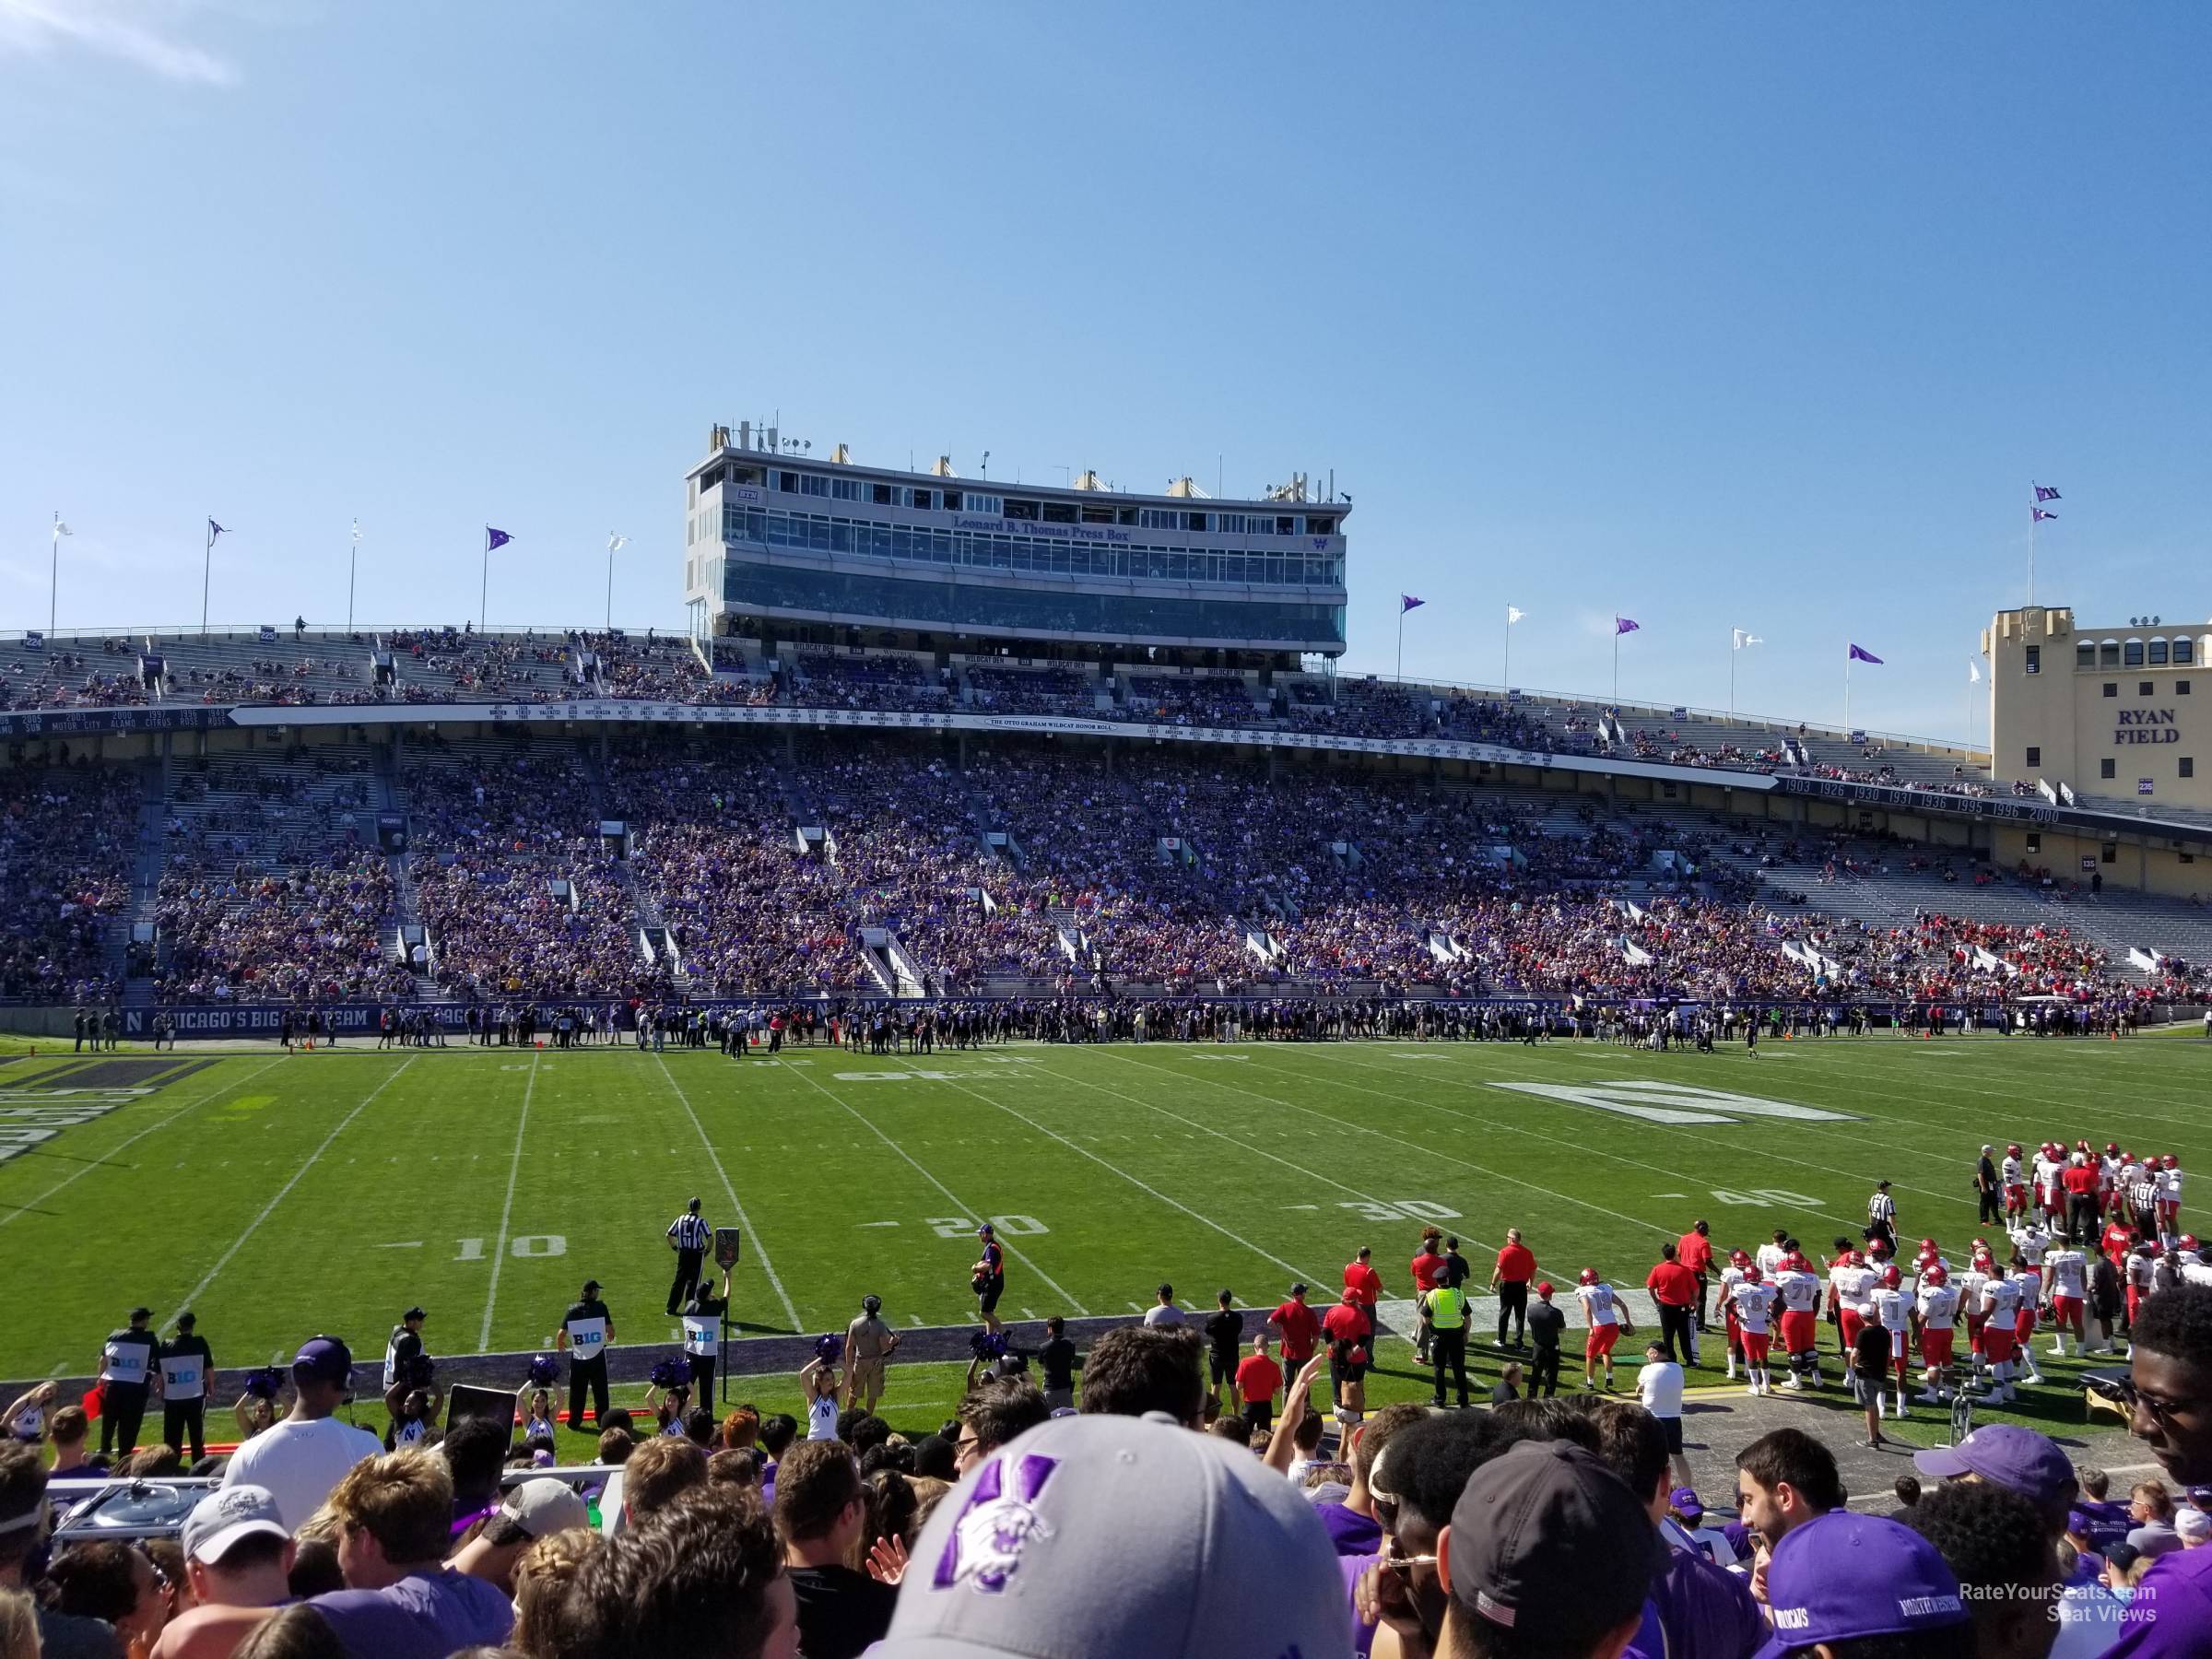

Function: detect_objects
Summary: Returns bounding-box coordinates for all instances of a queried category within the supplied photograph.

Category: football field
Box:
[4,1030,2206,1444]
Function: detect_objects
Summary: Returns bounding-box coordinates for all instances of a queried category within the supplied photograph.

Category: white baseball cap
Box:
[873,1412,1348,1659]
[182,1485,289,1564]
[500,1477,591,1540]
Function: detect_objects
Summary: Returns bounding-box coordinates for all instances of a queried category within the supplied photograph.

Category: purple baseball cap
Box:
[1913,1425,2078,1511]
[292,1335,354,1384]
[1668,1487,1703,1521]
[1755,1512,1967,1659]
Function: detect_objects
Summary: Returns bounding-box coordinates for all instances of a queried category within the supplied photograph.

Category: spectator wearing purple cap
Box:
[1913,1423,2126,1658]
[218,1337,382,1529]
[873,1412,1348,1659]
[2106,1282,2212,1655]
[1753,1510,1969,1659]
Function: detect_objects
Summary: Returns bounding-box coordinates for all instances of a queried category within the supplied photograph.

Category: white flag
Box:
[1969,660,1982,684]
[351,519,361,544]
[53,521,71,538]
[1506,606,1524,625]
[1733,629,1762,649]
[608,533,629,554]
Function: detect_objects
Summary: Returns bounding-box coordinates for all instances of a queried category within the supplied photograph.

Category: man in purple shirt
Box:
[180,1450,512,1659]
[2107,1282,2212,1656]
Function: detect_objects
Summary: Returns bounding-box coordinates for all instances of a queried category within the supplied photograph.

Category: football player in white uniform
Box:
[1979,1262,2023,1404]
[1717,1249,1750,1380]
[1731,1266,1777,1396]
[1575,1269,1628,1393]
[1912,1264,1960,1404]
[1773,1253,1824,1391]
[2000,1144,2027,1223]
[2006,1232,2047,1384]
[2042,1238,2088,1357]
[1869,1265,1912,1419]
[1754,1230,1790,1278]
[1828,1250,1877,1360]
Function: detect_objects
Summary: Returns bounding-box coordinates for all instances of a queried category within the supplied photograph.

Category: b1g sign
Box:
[1488,1079,1859,1126]
[2115,709,2180,746]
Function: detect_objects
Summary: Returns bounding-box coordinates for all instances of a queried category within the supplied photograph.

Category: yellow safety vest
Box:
[1430,1287,1467,1331]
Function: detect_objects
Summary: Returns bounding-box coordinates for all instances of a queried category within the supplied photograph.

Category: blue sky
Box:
[3,4,2208,741]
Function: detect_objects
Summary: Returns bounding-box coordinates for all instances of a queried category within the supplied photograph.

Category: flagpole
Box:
[1396,606,1405,683]
[1729,630,1735,720]
[1502,615,1510,692]
[202,519,213,634]
[481,534,488,634]
[606,543,615,633]
[347,522,359,635]
[2027,484,2036,606]
[1844,653,1852,736]
[49,513,60,639]
[1613,628,1619,706]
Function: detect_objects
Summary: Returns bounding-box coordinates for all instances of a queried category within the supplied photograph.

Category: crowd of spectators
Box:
[408,747,669,1004]
[8,1268,2212,1659]
[963,662,1096,714]
[794,653,949,712]
[0,642,149,711]
[0,764,135,1003]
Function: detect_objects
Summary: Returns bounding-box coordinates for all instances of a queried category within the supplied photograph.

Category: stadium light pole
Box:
[606,534,629,632]
[49,513,70,639]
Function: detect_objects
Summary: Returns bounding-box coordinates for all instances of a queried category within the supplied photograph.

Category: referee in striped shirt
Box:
[667,1197,711,1315]
[1865,1180,1898,1252]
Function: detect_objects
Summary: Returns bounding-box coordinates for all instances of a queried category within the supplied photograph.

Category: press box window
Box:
[2025,645,2040,674]
[2142,682,2156,697]
[2077,642,2097,669]
[2103,683,2118,698]
[2100,759,2116,781]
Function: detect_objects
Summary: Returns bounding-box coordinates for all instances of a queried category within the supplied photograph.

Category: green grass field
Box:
[4,1031,2206,1454]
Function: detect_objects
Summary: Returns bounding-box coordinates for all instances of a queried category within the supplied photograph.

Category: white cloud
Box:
[0,0,240,86]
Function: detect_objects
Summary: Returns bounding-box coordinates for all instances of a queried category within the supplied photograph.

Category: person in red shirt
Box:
[1491,1229,1536,1350]
[1233,1333,1283,1435]
[1409,1228,1446,1363]
[1342,1247,1382,1310]
[1645,1241,1701,1366]
[1677,1220,1715,1331]
[1266,1283,1321,1398]
[1320,1288,1373,1423]
[2061,1154,2101,1244]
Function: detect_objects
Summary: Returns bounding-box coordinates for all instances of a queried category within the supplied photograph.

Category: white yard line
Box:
[0,1055,288,1230]
[477,1051,541,1349]
[1102,1050,1676,1241]
[890,1059,1324,1289]
[1294,1048,1877,1229]
[654,1055,802,1333]
[776,1061,1088,1315]
[163,1058,417,1325]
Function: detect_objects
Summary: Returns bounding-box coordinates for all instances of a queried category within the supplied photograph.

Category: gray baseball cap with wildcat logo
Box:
[873,1411,1347,1659]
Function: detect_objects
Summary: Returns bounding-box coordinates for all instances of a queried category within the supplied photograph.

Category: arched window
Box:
[2124,639,2146,667]
[2076,641,2097,669]
[2149,638,2171,665]
[2176,637,2197,666]
[2100,640,2122,668]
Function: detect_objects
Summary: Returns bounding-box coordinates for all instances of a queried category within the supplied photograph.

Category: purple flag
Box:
[2032,507,2057,523]
[1615,617,1641,636]
[1848,643,1883,665]
[486,526,512,552]
[1400,594,1426,613]
[2034,484,2061,502]
[207,519,226,539]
